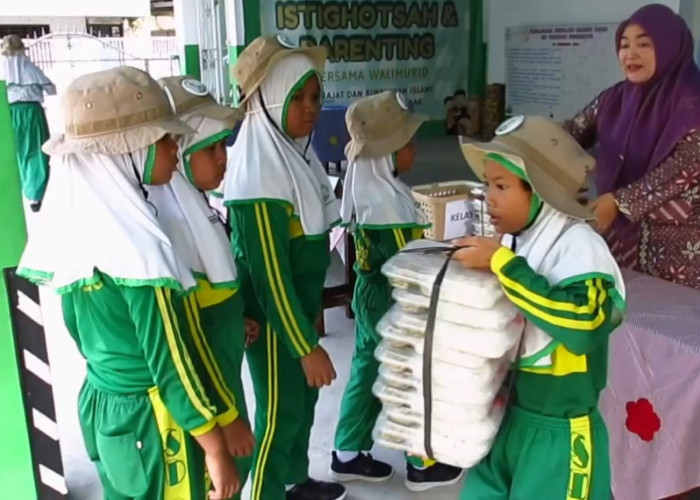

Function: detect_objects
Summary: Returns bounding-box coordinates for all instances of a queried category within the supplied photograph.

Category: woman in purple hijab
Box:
[568,3,700,289]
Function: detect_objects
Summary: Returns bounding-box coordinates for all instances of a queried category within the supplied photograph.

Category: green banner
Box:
[260,1,469,122]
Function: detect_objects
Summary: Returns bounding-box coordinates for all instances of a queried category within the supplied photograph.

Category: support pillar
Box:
[225,0,260,103]
[174,0,202,78]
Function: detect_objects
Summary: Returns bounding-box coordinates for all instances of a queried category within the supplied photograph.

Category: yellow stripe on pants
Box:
[567,415,592,500]
[148,387,193,500]
[252,326,279,500]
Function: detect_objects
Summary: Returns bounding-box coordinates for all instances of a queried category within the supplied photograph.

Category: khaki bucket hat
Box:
[44,66,194,156]
[158,76,242,127]
[233,35,327,105]
[1,35,26,56]
[460,115,595,220]
[344,90,428,162]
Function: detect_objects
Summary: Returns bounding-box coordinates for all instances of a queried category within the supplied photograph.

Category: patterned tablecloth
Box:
[601,270,700,500]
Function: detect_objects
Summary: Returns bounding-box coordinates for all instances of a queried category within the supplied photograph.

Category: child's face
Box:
[395,140,417,174]
[149,135,179,185]
[189,138,227,191]
[483,159,533,234]
[284,74,321,138]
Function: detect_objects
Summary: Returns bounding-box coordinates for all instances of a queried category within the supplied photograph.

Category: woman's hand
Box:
[590,193,619,234]
[451,236,503,271]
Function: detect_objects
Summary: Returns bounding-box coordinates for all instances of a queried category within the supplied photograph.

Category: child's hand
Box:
[222,417,255,457]
[244,318,260,347]
[452,236,502,270]
[205,450,240,499]
[301,345,336,387]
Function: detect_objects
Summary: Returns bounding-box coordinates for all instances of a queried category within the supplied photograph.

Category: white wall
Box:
[0,16,86,34]
[487,0,681,83]
[1,0,149,18]
[680,0,700,41]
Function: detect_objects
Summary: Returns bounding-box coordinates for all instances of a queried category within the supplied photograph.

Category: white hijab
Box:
[3,53,55,100]
[501,204,626,367]
[341,154,428,230]
[222,54,339,237]
[19,147,197,292]
[147,114,238,289]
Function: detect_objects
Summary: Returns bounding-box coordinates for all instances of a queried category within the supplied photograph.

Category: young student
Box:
[2,34,55,211]
[330,90,464,492]
[222,36,344,500]
[18,67,239,500]
[151,75,259,497]
[454,115,626,500]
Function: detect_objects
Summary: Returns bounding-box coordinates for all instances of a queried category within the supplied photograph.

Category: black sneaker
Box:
[30,202,42,213]
[287,479,346,500]
[330,451,394,482]
[405,462,464,492]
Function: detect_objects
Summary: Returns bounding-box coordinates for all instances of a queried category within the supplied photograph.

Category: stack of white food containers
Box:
[372,240,523,468]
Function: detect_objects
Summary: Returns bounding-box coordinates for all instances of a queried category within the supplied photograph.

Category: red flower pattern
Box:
[625,398,661,442]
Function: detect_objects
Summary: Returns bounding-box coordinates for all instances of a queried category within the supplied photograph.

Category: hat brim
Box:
[460,137,594,221]
[187,102,243,129]
[238,46,328,106]
[1,47,27,56]
[43,118,196,156]
[345,113,428,162]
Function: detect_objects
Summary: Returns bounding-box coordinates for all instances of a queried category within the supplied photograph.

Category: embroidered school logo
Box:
[276,34,297,49]
[571,434,590,469]
[181,78,209,97]
[495,115,525,136]
[396,92,411,111]
[163,429,181,457]
[568,431,591,500]
[81,281,103,292]
[161,429,187,487]
[355,230,371,271]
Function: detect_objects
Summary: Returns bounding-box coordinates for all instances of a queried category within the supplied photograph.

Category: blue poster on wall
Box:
[259,1,469,121]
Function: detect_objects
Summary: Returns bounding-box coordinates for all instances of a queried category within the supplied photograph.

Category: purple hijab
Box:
[596,4,700,195]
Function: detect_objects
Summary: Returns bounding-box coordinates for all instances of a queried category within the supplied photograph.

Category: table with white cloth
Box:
[601,270,700,500]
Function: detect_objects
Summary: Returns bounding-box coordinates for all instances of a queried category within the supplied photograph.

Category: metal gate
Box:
[195,0,231,104]
[22,32,180,131]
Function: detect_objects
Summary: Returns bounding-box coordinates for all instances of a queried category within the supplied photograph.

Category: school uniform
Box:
[459,118,627,500]
[17,67,224,500]
[2,38,55,208]
[223,38,344,500]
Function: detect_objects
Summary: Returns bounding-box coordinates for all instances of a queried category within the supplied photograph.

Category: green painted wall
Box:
[183,44,202,80]
[242,0,261,43]
[0,81,37,499]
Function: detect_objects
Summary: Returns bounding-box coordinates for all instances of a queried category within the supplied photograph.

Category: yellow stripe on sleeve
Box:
[502,279,608,331]
[498,272,600,316]
[253,205,307,356]
[154,289,214,420]
[259,204,313,354]
[184,295,237,410]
